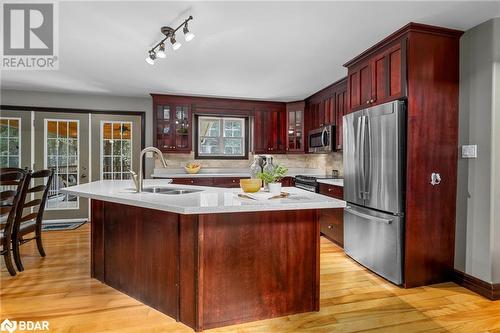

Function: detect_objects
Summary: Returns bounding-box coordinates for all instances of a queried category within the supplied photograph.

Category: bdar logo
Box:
[0,319,17,333]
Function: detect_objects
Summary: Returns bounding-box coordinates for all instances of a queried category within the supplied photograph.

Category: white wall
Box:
[0,89,155,174]
[456,18,500,283]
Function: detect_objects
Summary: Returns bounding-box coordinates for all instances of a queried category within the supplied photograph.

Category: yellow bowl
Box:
[240,179,262,193]
[184,165,201,174]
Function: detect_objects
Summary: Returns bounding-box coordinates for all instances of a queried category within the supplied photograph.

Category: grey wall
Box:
[456,18,500,283]
[0,89,155,175]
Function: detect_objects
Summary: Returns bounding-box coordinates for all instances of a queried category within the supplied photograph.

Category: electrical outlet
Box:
[462,145,477,158]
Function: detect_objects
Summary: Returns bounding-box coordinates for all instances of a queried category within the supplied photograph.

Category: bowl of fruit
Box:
[185,162,201,174]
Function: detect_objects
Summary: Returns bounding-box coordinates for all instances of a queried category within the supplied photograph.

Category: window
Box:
[0,117,21,168]
[196,116,247,159]
[101,121,133,180]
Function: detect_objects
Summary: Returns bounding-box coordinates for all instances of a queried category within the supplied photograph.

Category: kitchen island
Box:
[63,180,345,331]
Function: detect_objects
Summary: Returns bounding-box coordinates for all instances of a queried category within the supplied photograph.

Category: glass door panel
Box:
[45,119,80,210]
[157,105,173,150]
[101,121,133,180]
[174,105,190,150]
[0,117,21,168]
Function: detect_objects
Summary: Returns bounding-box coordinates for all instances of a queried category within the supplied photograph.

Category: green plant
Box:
[257,165,288,183]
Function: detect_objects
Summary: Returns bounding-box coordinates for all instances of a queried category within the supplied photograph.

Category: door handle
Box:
[345,207,393,224]
[81,174,87,179]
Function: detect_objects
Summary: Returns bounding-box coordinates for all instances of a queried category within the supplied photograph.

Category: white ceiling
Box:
[2,1,500,102]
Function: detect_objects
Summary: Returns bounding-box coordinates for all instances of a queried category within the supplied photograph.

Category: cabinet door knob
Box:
[366,100,370,104]
[328,225,333,229]
[190,180,194,183]
[328,188,332,192]
[232,179,236,183]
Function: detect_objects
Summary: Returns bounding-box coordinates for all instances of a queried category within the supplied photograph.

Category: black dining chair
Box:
[0,168,28,276]
[12,169,54,272]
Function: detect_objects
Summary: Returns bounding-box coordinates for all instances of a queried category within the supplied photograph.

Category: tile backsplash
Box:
[156,152,343,177]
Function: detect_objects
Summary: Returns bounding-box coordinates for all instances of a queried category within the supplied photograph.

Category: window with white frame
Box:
[0,117,21,168]
[101,121,133,180]
[197,116,246,158]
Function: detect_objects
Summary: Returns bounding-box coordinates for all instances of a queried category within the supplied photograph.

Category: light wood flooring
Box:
[1,224,500,332]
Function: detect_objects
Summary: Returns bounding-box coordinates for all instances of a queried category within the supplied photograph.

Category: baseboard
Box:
[453,269,500,300]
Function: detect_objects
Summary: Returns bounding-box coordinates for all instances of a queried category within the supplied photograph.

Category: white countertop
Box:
[61,179,345,215]
[152,167,330,179]
[317,179,344,187]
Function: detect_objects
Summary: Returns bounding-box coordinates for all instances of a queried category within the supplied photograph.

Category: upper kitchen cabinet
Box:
[155,104,192,153]
[305,77,347,151]
[285,101,305,153]
[254,106,286,154]
[346,39,405,112]
[153,95,192,153]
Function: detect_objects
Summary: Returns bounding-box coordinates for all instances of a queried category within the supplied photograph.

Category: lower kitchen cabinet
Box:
[318,183,344,247]
[319,209,343,247]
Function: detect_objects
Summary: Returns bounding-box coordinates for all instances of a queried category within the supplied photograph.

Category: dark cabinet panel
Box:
[254,108,286,154]
[170,177,214,186]
[318,183,344,247]
[212,177,249,188]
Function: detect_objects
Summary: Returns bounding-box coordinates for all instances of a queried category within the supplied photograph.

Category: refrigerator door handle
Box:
[364,115,372,199]
[345,207,393,224]
[355,116,363,199]
[359,116,367,199]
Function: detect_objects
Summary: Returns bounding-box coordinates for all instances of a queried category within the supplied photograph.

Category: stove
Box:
[294,175,338,193]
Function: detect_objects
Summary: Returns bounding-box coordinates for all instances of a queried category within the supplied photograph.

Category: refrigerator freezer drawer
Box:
[343,204,404,285]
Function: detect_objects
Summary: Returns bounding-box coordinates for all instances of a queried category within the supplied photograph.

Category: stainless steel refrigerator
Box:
[343,100,406,285]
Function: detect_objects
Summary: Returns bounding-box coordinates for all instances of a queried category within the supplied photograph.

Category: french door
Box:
[1,109,142,222]
[34,112,89,221]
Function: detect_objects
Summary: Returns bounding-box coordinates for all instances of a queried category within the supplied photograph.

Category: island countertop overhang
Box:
[61,179,346,215]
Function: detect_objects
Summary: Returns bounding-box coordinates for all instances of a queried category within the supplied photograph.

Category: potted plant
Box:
[257,165,288,193]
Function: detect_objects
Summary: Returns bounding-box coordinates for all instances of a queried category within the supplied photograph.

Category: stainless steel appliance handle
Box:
[345,206,393,224]
[359,116,367,199]
[355,117,363,199]
[364,115,372,199]
[321,128,328,147]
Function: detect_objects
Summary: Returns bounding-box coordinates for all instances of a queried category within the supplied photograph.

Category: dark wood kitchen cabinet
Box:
[346,40,405,113]
[154,102,192,153]
[344,22,463,288]
[285,101,305,153]
[318,183,344,247]
[254,107,286,154]
[305,77,347,151]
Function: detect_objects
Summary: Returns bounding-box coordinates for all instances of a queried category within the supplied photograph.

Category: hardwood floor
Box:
[1,224,500,332]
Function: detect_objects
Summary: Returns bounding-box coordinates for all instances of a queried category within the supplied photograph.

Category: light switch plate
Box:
[145,151,154,158]
[462,145,477,158]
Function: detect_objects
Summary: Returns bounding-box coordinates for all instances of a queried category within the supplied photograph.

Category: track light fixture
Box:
[146,15,194,65]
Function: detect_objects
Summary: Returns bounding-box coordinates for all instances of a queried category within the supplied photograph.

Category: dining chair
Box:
[12,169,54,272]
[0,168,28,276]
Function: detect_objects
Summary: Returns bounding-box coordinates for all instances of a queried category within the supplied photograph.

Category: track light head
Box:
[183,23,195,42]
[156,43,166,58]
[146,51,156,65]
[170,35,181,51]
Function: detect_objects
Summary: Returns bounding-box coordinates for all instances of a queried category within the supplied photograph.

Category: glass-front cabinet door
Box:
[286,102,305,153]
[156,103,191,153]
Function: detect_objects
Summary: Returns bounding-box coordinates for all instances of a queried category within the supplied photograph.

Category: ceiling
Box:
[2,1,500,102]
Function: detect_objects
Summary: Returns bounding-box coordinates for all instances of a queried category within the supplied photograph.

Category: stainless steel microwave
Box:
[308,125,335,153]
